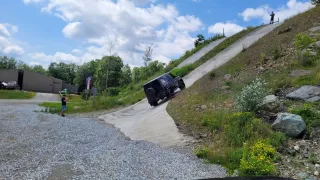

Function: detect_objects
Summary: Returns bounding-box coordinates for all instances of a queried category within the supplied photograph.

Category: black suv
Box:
[143,72,186,106]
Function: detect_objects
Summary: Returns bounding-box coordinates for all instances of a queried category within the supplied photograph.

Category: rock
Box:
[200,134,208,138]
[271,113,306,138]
[290,70,312,77]
[201,105,207,110]
[298,172,309,179]
[278,26,292,35]
[302,49,318,56]
[196,108,200,111]
[306,96,320,102]
[287,148,296,155]
[286,86,320,101]
[309,26,320,32]
[259,95,283,113]
[258,66,264,70]
[316,41,320,49]
[224,74,231,81]
[315,164,320,168]
[294,145,300,151]
[314,171,319,176]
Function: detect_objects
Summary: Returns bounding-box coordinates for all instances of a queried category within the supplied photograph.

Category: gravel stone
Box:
[0,104,226,180]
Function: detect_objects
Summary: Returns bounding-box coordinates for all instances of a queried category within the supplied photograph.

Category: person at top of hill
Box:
[270,11,275,24]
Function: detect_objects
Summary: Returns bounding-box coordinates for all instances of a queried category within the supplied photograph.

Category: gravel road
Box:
[0,103,226,179]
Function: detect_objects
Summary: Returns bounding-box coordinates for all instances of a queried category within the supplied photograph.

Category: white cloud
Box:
[0,23,24,56]
[26,0,203,66]
[3,46,24,55]
[23,0,43,4]
[239,0,314,23]
[208,22,244,36]
[29,52,78,63]
[72,49,81,54]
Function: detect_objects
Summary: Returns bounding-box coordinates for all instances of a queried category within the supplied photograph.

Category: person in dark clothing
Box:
[270,11,275,24]
[61,94,67,117]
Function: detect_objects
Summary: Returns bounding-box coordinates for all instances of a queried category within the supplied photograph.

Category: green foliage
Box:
[48,62,78,84]
[259,53,266,64]
[289,103,320,135]
[0,56,17,69]
[272,47,282,60]
[195,147,210,159]
[235,78,268,112]
[0,90,36,99]
[170,64,195,77]
[311,0,320,5]
[299,51,317,67]
[107,87,120,96]
[295,33,315,51]
[209,71,216,79]
[239,140,276,176]
[308,153,318,164]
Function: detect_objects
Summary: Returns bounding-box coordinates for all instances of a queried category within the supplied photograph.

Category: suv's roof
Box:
[143,72,172,86]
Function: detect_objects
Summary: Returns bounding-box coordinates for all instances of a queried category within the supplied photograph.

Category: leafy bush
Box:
[235,78,268,112]
[209,71,216,79]
[289,103,320,134]
[239,140,276,176]
[295,33,315,51]
[299,51,317,67]
[226,112,271,147]
[195,147,210,159]
[170,64,195,77]
[81,90,90,100]
[107,87,120,96]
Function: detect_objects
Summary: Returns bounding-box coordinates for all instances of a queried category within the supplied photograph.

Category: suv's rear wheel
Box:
[179,80,186,90]
[146,88,158,106]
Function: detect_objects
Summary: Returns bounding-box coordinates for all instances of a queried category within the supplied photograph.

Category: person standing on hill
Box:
[61,94,67,117]
[270,11,275,24]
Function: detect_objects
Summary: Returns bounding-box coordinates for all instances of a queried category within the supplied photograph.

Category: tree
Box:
[47,62,78,84]
[16,60,31,71]
[74,60,98,92]
[143,44,153,66]
[0,56,17,70]
[32,65,46,74]
[94,56,124,90]
[311,0,320,5]
[194,34,205,47]
[120,64,132,86]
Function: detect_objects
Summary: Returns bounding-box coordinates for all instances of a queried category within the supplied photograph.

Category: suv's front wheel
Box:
[179,80,186,90]
[146,88,158,106]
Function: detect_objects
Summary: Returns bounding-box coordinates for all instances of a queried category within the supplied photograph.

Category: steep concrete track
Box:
[99,23,282,147]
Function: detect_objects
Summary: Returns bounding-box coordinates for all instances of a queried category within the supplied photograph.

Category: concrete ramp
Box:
[99,23,282,147]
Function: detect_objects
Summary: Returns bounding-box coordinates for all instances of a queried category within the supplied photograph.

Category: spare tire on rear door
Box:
[146,88,158,106]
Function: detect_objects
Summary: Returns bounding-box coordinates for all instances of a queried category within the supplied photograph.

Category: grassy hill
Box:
[168,6,320,178]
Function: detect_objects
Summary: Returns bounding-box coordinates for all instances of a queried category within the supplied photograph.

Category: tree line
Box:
[0,55,165,92]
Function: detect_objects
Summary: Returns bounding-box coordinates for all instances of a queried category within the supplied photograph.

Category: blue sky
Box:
[0,0,314,68]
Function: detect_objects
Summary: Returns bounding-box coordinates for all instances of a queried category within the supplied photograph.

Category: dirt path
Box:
[99,23,282,147]
[0,93,60,104]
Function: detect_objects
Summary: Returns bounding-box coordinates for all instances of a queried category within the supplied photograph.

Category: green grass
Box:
[169,26,260,77]
[0,90,36,99]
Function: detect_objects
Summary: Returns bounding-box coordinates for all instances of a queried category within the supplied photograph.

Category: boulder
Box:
[302,49,317,56]
[201,105,207,110]
[309,26,320,32]
[306,96,320,102]
[316,41,320,49]
[259,95,283,113]
[286,86,320,101]
[289,70,312,77]
[271,113,306,138]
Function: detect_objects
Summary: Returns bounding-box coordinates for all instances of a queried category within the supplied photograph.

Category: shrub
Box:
[170,64,195,77]
[295,33,315,51]
[107,87,120,96]
[272,47,281,60]
[209,71,216,79]
[259,53,266,64]
[235,78,267,112]
[81,90,90,100]
[226,112,271,147]
[299,51,317,67]
[239,140,276,176]
[289,103,320,134]
[195,147,210,159]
